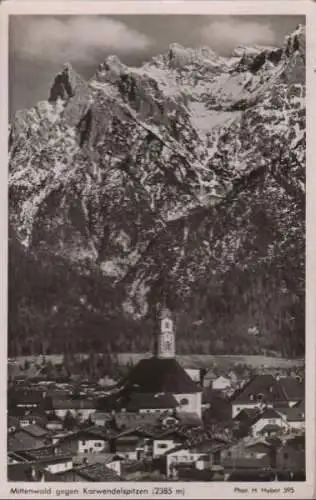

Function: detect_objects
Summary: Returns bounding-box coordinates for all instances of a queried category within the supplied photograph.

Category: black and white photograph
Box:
[4,2,313,495]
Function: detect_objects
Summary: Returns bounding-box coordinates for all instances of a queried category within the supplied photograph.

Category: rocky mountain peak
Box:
[165,42,225,70]
[48,62,84,103]
[284,24,305,55]
[94,55,127,84]
[8,26,305,357]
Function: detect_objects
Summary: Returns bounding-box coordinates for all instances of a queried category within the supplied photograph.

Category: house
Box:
[21,423,48,440]
[153,439,181,458]
[176,465,214,481]
[233,408,261,436]
[114,411,159,431]
[202,369,217,388]
[212,376,232,392]
[46,419,64,431]
[9,389,45,411]
[98,376,117,388]
[277,377,304,408]
[73,453,124,477]
[17,447,73,475]
[7,463,57,482]
[164,445,210,479]
[50,397,96,422]
[17,411,48,429]
[152,427,188,458]
[69,462,122,481]
[220,438,274,470]
[58,428,112,455]
[276,435,305,472]
[8,430,49,453]
[92,411,113,427]
[250,408,286,437]
[111,428,155,460]
[152,429,187,458]
[231,375,286,418]
[275,407,305,432]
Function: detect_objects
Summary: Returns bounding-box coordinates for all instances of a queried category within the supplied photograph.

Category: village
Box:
[7,310,305,483]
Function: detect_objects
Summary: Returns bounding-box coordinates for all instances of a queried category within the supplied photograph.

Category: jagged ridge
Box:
[8,25,305,357]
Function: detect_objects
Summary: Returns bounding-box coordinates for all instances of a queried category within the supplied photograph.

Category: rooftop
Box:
[7,463,55,482]
[277,377,304,401]
[75,463,122,481]
[8,431,47,452]
[19,446,72,462]
[119,357,199,394]
[22,424,48,438]
[231,375,287,404]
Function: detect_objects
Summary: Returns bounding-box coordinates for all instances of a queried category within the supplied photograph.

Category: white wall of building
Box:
[166,449,205,478]
[153,440,176,458]
[45,460,73,474]
[212,377,231,391]
[251,417,285,436]
[106,460,122,477]
[288,420,305,431]
[55,408,96,421]
[232,402,273,419]
[173,392,202,418]
[78,438,106,453]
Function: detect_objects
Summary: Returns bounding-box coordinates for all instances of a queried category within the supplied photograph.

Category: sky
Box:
[9,15,305,116]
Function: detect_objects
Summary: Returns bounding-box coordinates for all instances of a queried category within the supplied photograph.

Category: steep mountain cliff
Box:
[9,26,305,357]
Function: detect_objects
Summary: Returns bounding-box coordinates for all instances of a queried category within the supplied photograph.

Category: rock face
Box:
[8,26,305,357]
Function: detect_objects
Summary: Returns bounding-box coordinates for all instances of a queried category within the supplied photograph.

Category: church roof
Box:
[119,357,199,394]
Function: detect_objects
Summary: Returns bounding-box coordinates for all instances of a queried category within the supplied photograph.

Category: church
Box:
[117,308,202,419]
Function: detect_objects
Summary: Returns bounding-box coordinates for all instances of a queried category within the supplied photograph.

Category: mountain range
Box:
[8,25,305,358]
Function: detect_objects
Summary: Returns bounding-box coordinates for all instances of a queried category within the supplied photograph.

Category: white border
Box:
[1,1,315,499]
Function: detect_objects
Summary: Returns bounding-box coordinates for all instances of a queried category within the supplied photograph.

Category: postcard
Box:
[1,1,315,498]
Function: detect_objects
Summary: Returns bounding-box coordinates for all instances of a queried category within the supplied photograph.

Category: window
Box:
[284,452,288,460]
[227,451,232,458]
[165,419,175,425]
[157,443,168,449]
[95,442,102,448]
[165,341,172,351]
[164,320,171,330]
[180,398,189,405]
[81,440,86,445]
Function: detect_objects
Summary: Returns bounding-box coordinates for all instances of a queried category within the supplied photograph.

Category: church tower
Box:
[158,308,175,358]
